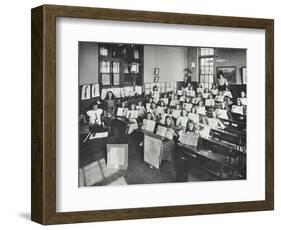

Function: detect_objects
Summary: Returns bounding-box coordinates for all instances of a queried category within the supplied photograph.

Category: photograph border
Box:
[31,4,274,225]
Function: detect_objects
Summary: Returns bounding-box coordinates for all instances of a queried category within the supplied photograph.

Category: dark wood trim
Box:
[265,19,274,210]
[31,5,44,224]
[31,4,274,225]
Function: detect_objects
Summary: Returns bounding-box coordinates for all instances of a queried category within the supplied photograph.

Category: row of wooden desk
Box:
[82,116,247,182]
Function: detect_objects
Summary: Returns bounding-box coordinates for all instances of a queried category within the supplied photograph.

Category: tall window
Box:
[199,48,215,89]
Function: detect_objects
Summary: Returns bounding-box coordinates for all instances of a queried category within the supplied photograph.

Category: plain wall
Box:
[78,42,99,85]
[143,45,188,82]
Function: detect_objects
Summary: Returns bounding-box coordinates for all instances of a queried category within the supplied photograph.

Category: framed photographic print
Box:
[31,4,274,225]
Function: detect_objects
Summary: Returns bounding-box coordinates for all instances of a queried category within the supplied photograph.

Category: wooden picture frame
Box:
[31,4,274,225]
[241,67,247,85]
[154,67,160,75]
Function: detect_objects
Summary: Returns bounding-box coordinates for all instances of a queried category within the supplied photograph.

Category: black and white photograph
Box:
[78,42,247,187]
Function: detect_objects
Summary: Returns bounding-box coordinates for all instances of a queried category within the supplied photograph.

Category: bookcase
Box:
[98,43,144,88]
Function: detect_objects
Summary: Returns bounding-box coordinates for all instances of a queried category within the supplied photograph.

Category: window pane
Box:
[112,61,120,73]
[200,48,215,57]
[200,75,205,83]
[201,58,205,66]
[113,73,120,85]
[100,60,111,73]
[200,48,205,56]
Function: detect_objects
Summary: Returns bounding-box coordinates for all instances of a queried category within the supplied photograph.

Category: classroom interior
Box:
[78,42,247,187]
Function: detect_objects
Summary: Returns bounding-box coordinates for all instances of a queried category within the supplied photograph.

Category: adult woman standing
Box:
[217,71,228,91]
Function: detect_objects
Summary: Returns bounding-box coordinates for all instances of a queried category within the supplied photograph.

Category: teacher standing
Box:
[217,71,228,91]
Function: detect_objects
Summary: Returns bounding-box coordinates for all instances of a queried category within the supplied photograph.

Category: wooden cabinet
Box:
[98,43,143,88]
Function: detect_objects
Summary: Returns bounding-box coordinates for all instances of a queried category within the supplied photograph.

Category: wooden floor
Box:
[79,133,218,186]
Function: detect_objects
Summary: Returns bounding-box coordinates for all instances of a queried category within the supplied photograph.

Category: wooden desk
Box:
[230,112,247,123]
[208,129,246,178]
[110,118,137,136]
[143,131,175,169]
[220,118,246,133]
[177,136,236,179]
[211,128,246,147]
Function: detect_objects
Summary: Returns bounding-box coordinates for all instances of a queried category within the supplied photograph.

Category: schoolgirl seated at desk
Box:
[136,100,146,117]
[239,91,247,106]
[147,101,158,120]
[185,85,196,97]
[215,91,225,102]
[86,101,104,133]
[205,94,215,107]
[191,96,201,105]
[126,102,139,134]
[179,92,186,102]
[210,83,218,96]
[223,86,233,105]
[157,100,167,115]
[156,116,176,140]
[141,112,156,132]
[177,120,200,147]
[215,102,232,120]
[183,97,193,112]
[203,109,225,130]
[203,88,211,99]
[171,104,181,120]
[169,94,179,107]
[223,86,233,98]
[151,85,160,103]
[158,106,172,124]
[185,119,200,134]
[196,100,206,116]
[116,100,128,118]
[187,106,200,124]
[176,109,189,130]
[160,93,169,106]
[197,84,204,94]
[231,98,246,115]
[145,97,153,110]
[126,103,138,120]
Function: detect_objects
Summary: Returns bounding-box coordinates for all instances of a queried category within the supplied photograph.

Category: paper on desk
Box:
[179,131,199,146]
[89,132,108,139]
[142,119,156,132]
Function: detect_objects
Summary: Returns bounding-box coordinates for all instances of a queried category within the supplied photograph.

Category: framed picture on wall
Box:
[32,5,274,225]
[241,67,247,84]
[216,66,237,84]
[154,75,159,83]
[154,67,160,75]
